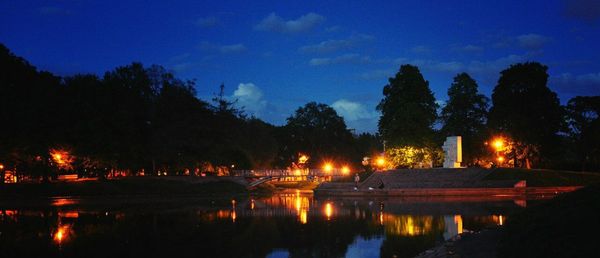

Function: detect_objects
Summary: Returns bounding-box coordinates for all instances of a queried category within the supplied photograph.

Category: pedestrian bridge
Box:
[230,169,350,188]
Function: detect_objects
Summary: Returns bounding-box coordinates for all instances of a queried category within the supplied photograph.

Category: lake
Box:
[0,192,539,258]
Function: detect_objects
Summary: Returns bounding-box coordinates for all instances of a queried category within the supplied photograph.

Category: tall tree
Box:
[377,64,438,148]
[102,62,157,172]
[488,62,563,168]
[566,96,600,171]
[440,73,489,165]
[279,102,356,167]
[0,43,61,180]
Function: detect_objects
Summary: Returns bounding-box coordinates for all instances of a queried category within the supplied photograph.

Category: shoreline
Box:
[314,185,582,197]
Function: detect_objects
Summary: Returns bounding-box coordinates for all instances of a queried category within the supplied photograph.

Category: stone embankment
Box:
[315,168,582,197]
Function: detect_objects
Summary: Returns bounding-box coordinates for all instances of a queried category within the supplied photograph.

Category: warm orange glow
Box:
[298,154,309,164]
[341,166,350,175]
[492,138,504,150]
[59,211,79,218]
[300,209,308,224]
[50,148,74,170]
[499,215,504,226]
[0,164,4,170]
[295,191,302,213]
[323,163,333,173]
[250,199,255,210]
[454,215,463,234]
[379,212,384,226]
[294,169,302,176]
[52,198,76,207]
[324,203,333,220]
[53,225,71,244]
[384,215,438,236]
[497,156,505,163]
[376,157,385,167]
[231,199,237,222]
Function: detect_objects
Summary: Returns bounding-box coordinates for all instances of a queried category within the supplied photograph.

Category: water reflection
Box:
[0,194,526,258]
[52,198,77,206]
[324,202,333,220]
[53,224,71,245]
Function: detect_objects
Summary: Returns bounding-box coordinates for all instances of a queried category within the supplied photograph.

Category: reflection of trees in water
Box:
[0,207,382,258]
[379,215,446,258]
[0,200,508,258]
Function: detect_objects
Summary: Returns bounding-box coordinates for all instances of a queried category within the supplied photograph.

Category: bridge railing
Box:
[230,169,349,177]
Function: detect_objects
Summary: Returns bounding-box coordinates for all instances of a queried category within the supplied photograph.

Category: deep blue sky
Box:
[2,0,600,132]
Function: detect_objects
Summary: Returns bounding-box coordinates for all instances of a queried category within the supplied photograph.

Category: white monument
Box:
[442,136,462,168]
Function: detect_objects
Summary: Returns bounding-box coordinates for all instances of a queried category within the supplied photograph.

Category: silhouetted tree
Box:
[377,65,438,148]
[566,96,600,171]
[488,62,563,168]
[440,73,489,165]
[279,102,356,168]
[0,43,61,180]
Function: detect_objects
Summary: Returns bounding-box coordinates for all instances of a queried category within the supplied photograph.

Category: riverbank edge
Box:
[314,185,582,197]
[0,177,252,199]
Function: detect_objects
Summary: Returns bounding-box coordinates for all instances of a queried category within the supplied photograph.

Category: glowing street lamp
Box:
[376,156,385,167]
[341,166,350,175]
[323,163,333,173]
[492,138,504,151]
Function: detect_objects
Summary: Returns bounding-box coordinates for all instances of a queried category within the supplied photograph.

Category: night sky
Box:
[2,0,599,132]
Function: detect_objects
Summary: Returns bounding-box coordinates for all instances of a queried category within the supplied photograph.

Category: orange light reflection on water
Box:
[52,198,77,207]
[53,225,71,245]
[324,203,333,220]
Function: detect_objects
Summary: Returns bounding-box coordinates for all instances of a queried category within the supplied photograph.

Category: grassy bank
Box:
[497,184,600,257]
[0,177,248,198]
[483,168,600,186]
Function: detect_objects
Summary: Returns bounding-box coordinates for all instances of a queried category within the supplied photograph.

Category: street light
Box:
[376,156,386,170]
[341,166,350,175]
[323,163,333,173]
[492,138,504,151]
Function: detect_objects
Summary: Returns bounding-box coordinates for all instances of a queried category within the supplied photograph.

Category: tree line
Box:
[0,44,379,181]
[1,42,599,182]
[378,63,600,171]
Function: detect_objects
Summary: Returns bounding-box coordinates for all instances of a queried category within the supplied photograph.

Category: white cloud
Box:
[393,54,528,78]
[332,99,378,121]
[195,16,220,28]
[299,34,374,53]
[199,42,247,54]
[232,83,267,116]
[393,58,465,73]
[550,72,600,97]
[309,53,372,66]
[516,33,551,50]
[254,12,325,33]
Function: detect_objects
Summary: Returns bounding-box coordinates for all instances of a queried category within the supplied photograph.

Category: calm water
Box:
[0,192,536,258]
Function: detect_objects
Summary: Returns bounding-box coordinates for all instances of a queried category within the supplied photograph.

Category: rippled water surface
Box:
[0,193,537,257]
